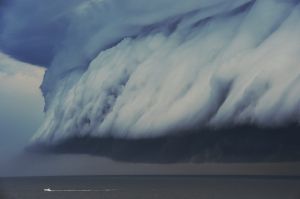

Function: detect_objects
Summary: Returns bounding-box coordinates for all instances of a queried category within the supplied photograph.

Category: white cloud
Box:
[30,0,300,144]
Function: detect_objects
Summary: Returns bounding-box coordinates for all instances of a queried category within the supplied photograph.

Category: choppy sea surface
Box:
[0,175,300,199]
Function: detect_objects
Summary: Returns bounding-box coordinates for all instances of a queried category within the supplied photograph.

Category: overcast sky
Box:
[0,52,44,175]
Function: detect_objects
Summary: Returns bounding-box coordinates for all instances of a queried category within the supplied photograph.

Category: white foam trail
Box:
[43,188,117,192]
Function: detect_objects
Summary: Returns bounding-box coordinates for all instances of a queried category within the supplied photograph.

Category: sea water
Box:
[0,175,300,199]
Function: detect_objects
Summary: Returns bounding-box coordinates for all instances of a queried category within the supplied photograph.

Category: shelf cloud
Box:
[1,0,300,162]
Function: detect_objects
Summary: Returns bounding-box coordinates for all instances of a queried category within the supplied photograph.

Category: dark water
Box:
[1,175,300,199]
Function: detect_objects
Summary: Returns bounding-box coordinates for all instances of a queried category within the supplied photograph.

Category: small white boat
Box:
[44,188,52,192]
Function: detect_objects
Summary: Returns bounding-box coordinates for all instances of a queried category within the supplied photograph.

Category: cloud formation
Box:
[29,126,300,163]
[0,0,82,66]
[32,0,300,142]
[1,0,300,161]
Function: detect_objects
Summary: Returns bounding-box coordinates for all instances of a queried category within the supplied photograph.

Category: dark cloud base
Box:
[28,125,300,163]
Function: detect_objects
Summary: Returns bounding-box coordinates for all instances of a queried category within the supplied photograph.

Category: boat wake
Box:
[43,188,117,192]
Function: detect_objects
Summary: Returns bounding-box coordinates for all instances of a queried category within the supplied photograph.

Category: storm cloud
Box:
[1,0,300,162]
[0,0,84,66]
[29,126,300,163]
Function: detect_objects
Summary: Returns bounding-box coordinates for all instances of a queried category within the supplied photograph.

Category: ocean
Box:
[0,175,300,199]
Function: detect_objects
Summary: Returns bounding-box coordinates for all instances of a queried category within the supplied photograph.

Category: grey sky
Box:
[0,53,44,176]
